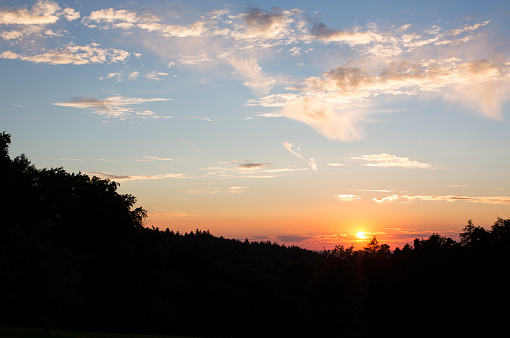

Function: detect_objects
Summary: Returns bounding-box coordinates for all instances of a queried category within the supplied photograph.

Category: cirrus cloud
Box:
[352,153,433,168]
[53,96,171,119]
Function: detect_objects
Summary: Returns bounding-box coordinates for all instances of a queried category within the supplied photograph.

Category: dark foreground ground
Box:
[0,326,197,338]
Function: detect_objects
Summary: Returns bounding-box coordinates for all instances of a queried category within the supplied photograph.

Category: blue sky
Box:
[1,0,509,249]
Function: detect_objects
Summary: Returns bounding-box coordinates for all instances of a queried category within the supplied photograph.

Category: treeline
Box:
[1,131,509,337]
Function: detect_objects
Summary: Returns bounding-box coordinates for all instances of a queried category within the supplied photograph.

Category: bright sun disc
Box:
[356,231,366,239]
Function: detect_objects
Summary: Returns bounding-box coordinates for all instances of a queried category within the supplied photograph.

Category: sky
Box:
[1,0,509,250]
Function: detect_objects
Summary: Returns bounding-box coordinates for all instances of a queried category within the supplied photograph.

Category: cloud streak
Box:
[374,194,510,205]
[1,43,130,65]
[86,171,183,181]
[352,153,433,168]
[282,142,317,171]
[53,96,171,118]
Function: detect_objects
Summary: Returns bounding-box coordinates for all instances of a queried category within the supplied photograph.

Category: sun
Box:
[356,231,367,239]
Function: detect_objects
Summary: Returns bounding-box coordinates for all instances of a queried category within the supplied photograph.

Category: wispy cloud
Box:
[282,142,317,171]
[402,194,510,205]
[229,186,250,194]
[1,43,130,65]
[352,153,433,168]
[86,171,183,181]
[373,195,400,203]
[188,115,213,122]
[53,96,171,119]
[149,211,199,219]
[372,194,510,205]
[142,156,176,161]
[99,70,168,82]
[237,162,271,169]
[226,56,276,95]
[336,194,361,202]
[202,159,306,178]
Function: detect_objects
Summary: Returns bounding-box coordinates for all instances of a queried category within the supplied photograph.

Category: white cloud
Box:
[373,195,400,203]
[0,43,130,65]
[352,153,433,168]
[177,54,212,65]
[142,156,176,161]
[0,0,63,25]
[0,0,79,41]
[188,115,213,122]
[336,194,361,202]
[86,8,206,37]
[146,70,168,81]
[308,22,382,45]
[229,186,250,194]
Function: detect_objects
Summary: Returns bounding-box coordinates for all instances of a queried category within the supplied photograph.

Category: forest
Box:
[0,131,509,338]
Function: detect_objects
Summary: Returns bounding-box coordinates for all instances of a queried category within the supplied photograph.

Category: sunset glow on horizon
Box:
[1,0,509,250]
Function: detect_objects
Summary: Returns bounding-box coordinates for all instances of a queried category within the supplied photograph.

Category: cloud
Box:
[53,96,171,119]
[149,211,199,219]
[282,141,317,171]
[352,153,433,168]
[86,171,183,181]
[227,56,276,94]
[146,70,168,81]
[282,96,370,141]
[244,18,508,140]
[373,195,400,203]
[202,160,305,178]
[253,112,283,118]
[0,43,130,65]
[336,194,361,202]
[308,22,381,45]
[177,54,212,65]
[229,186,250,194]
[298,59,509,118]
[0,0,77,25]
[237,162,271,169]
[185,188,222,194]
[86,8,206,37]
[142,156,176,161]
[371,194,510,205]
[275,234,313,243]
[235,8,297,40]
[0,0,79,41]
[188,115,213,122]
[402,195,510,205]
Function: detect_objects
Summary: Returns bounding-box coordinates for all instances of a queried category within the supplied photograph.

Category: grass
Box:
[0,326,198,338]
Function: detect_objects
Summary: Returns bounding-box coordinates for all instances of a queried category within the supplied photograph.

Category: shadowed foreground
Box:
[0,326,196,338]
[1,131,509,338]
